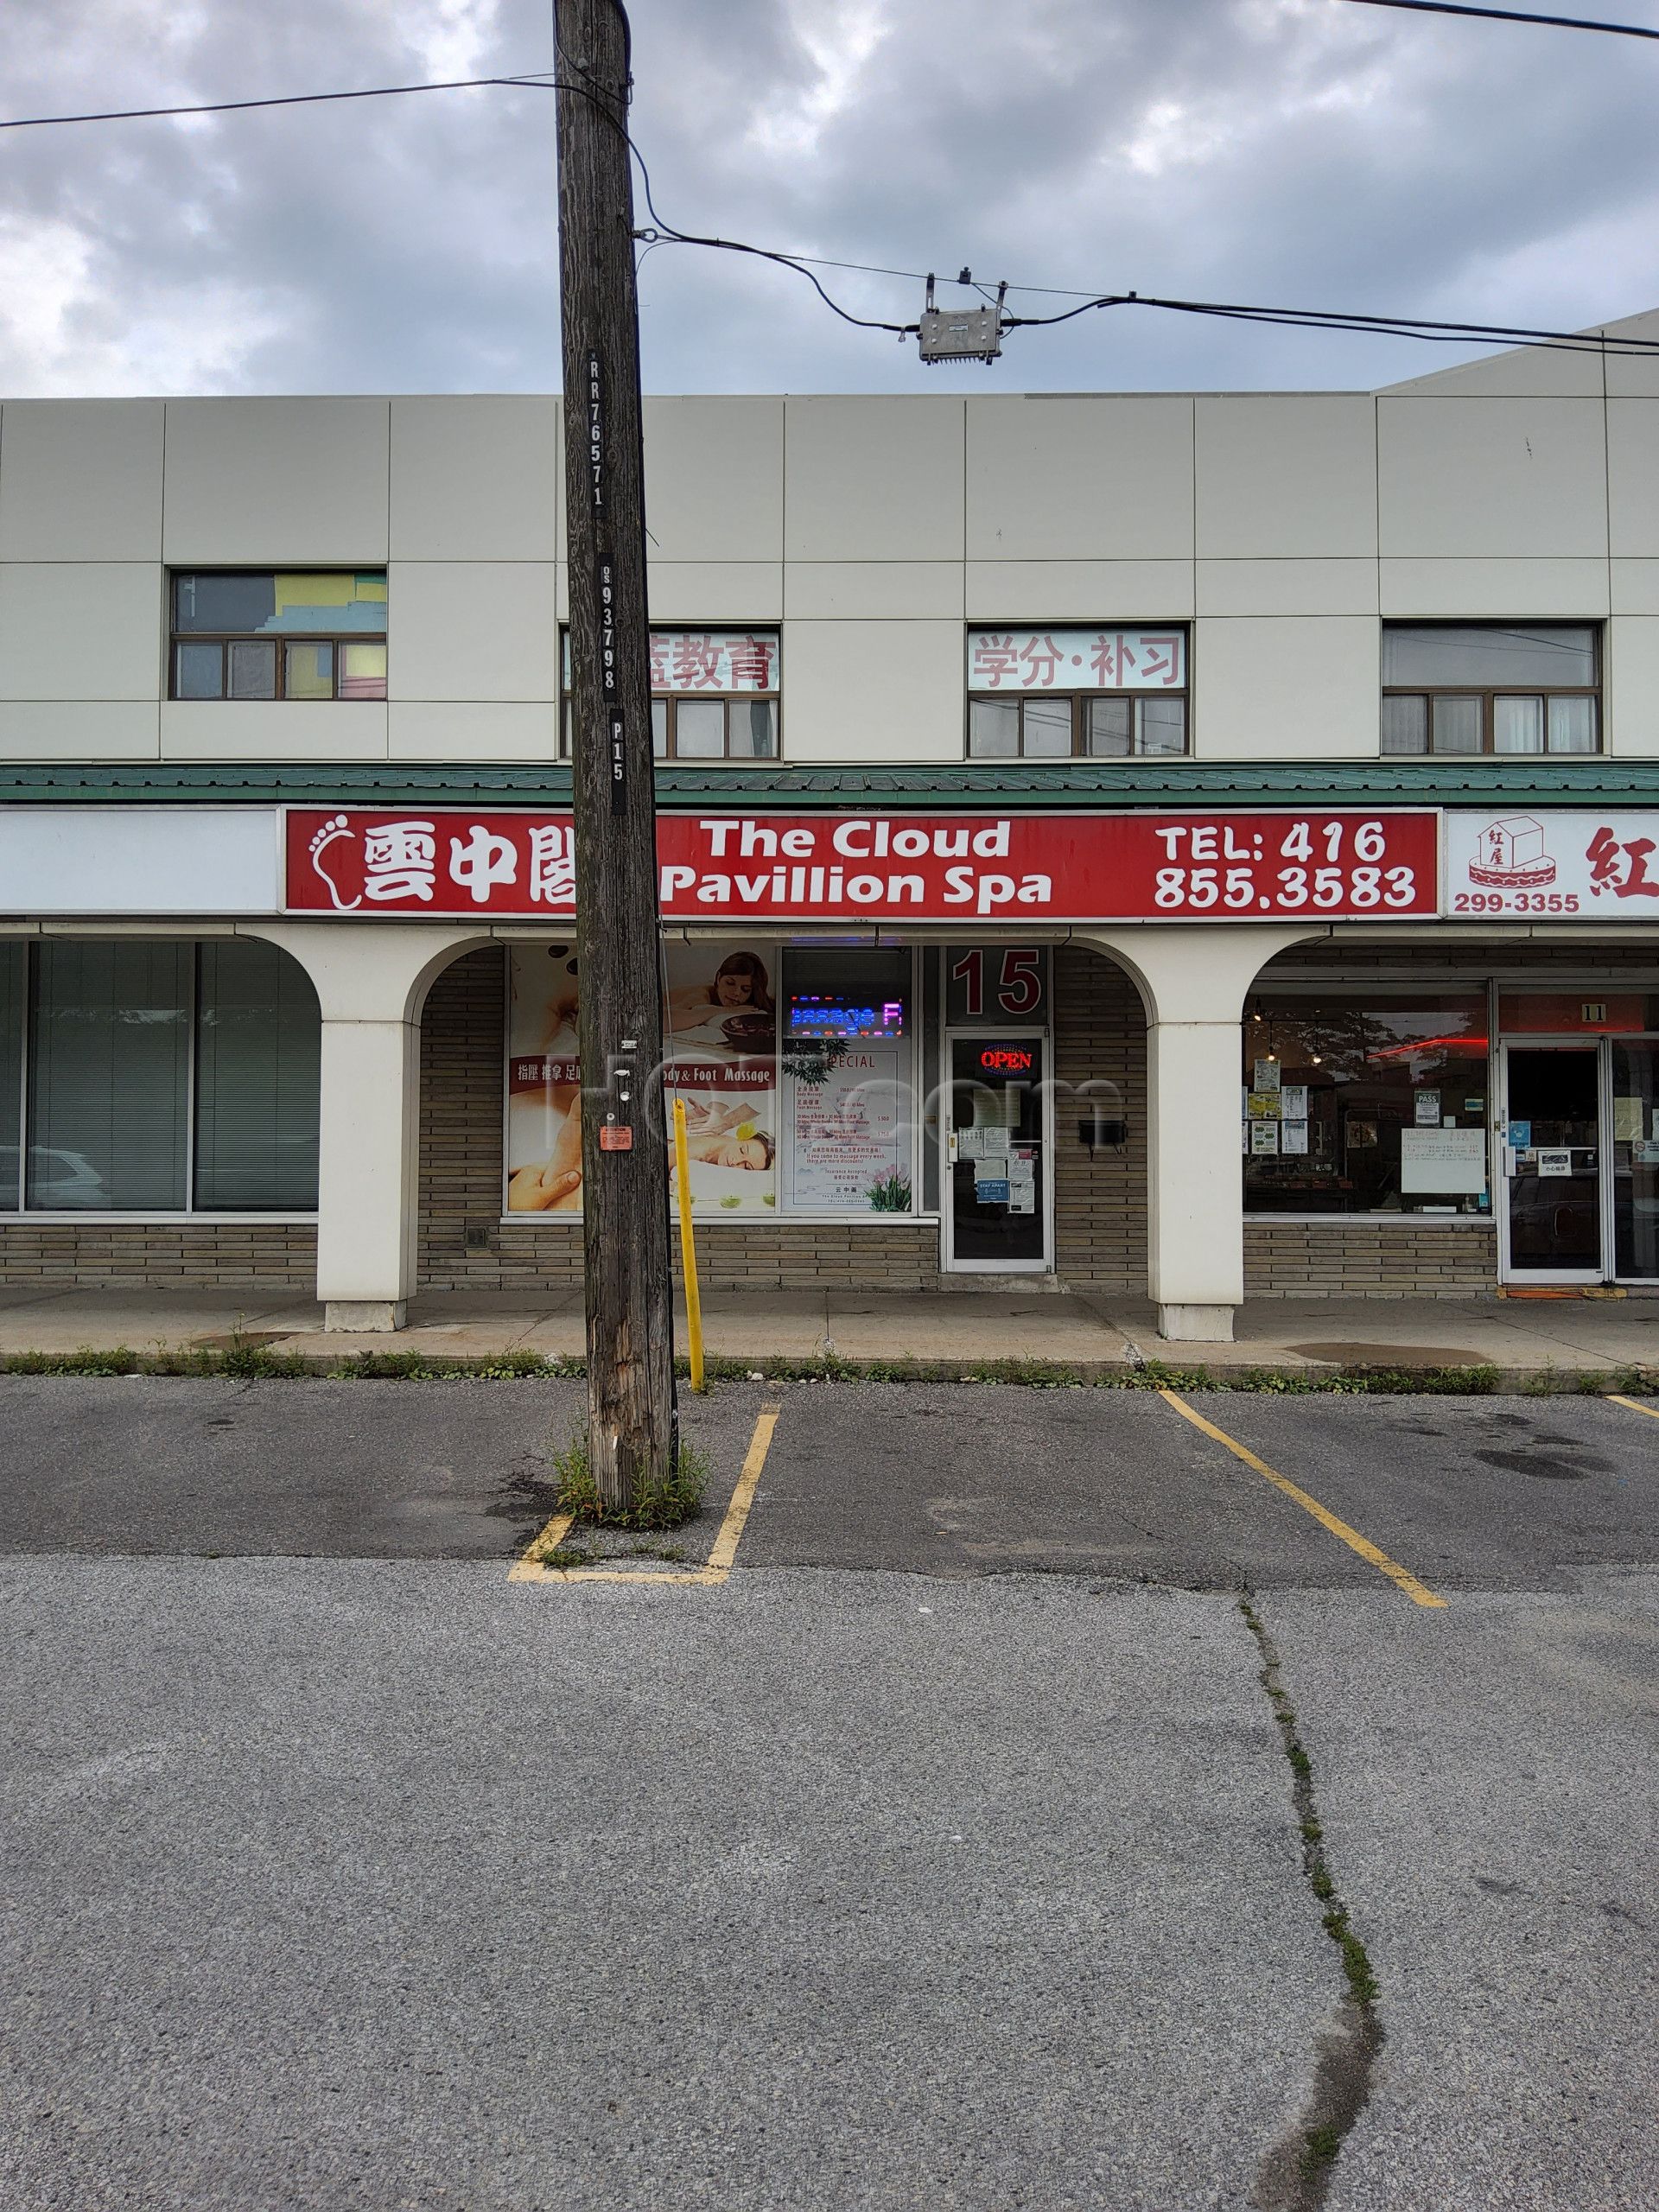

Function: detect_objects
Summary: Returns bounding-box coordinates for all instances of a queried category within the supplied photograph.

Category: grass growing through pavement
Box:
[550,1431,710,1529]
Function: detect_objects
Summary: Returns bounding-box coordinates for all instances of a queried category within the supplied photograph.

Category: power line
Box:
[1343,0,1659,39]
[0,71,563,131]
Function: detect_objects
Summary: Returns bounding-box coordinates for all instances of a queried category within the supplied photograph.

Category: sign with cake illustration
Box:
[1450,812,1659,915]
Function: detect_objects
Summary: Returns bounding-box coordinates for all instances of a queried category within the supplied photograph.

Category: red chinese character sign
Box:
[286,809,1440,922]
[966,627,1185,690]
[1446,811,1659,917]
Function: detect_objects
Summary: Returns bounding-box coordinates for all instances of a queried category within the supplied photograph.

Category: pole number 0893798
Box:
[1150,817,1420,913]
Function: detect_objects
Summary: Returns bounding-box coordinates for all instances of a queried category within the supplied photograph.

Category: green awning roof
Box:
[3,759,1658,810]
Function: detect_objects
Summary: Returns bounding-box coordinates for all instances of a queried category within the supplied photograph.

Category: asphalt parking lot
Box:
[1,1376,1655,2210]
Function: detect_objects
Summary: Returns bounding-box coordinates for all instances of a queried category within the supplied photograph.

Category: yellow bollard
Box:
[672,1096,705,1393]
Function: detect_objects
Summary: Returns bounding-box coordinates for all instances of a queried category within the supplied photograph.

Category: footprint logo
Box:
[309,815,361,910]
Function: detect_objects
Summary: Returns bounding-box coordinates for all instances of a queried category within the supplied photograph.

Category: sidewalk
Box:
[0,1281,1654,1384]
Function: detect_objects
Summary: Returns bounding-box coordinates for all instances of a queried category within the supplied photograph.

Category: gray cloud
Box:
[0,0,1653,397]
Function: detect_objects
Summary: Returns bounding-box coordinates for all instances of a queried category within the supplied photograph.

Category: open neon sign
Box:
[978,1046,1034,1074]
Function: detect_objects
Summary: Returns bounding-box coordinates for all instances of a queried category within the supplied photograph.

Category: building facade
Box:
[3,319,1659,1339]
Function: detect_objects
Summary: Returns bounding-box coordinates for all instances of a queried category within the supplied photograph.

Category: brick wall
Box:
[0,1220,315,1290]
[1052,944,1146,1290]
[1244,1219,1497,1297]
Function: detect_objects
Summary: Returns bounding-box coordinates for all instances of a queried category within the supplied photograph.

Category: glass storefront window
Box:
[1243,993,1489,1214]
[780,947,916,1214]
[194,941,321,1210]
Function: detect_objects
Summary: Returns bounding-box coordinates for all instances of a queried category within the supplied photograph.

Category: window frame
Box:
[558,626,782,763]
[964,687,1190,760]
[1380,623,1601,757]
[168,570,388,703]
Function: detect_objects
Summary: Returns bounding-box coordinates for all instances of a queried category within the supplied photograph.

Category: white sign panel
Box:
[966,627,1185,691]
[1447,810,1659,919]
[0,807,281,915]
[783,1045,911,1213]
[1400,1126,1488,1194]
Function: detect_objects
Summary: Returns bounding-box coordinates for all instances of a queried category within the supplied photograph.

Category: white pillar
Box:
[1079,926,1325,1344]
[244,922,484,1331]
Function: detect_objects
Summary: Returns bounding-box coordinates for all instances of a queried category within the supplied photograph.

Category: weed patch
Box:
[551,1431,710,1529]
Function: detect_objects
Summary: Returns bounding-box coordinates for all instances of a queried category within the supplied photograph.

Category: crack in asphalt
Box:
[1241,1594,1385,2212]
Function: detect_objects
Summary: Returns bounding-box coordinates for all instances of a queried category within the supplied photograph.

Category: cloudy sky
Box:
[1,0,1656,397]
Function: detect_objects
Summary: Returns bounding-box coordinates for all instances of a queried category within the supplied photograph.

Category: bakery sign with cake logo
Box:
[1450,812,1659,915]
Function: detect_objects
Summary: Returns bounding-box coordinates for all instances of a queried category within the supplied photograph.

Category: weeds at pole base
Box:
[550,1430,710,1529]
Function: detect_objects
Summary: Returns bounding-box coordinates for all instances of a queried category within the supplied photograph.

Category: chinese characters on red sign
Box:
[285,809,1439,922]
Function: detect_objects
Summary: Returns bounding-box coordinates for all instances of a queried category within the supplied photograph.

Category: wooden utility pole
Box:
[556,0,676,1510]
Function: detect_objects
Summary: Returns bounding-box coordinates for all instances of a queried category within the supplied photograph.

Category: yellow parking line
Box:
[1157,1388,1448,1610]
[509,1403,781,1587]
[1606,1392,1659,1421]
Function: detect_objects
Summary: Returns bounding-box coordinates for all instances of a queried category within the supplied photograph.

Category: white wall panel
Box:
[0,564,163,699]
[161,702,389,760]
[163,398,390,564]
[964,560,1192,620]
[0,400,164,561]
[390,397,558,561]
[1378,557,1610,618]
[388,702,559,760]
[1606,400,1659,558]
[785,398,963,563]
[0,702,159,760]
[1376,398,1607,558]
[1604,617,1659,755]
[779,619,962,761]
[0,808,279,913]
[1195,397,1376,558]
[386,562,556,701]
[1197,560,1377,617]
[966,396,1193,560]
[784,563,962,620]
[1192,617,1378,759]
[645,398,784,563]
[645,563,783,623]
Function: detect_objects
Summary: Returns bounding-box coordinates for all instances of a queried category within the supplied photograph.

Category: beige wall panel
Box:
[645,563,783,622]
[964,559,1192,620]
[388,702,558,760]
[644,398,784,562]
[784,563,962,620]
[0,400,165,561]
[1376,397,1607,557]
[161,702,389,760]
[390,397,559,561]
[387,562,556,702]
[1194,397,1376,557]
[0,564,163,700]
[1611,561,1659,615]
[163,398,390,564]
[965,396,1193,560]
[1381,346,1602,399]
[785,398,963,563]
[1598,311,1659,397]
[1197,559,1377,617]
[0,702,159,760]
[1606,400,1659,556]
[1192,616,1378,759]
[1378,556,1610,617]
[1604,617,1659,755]
[779,619,962,761]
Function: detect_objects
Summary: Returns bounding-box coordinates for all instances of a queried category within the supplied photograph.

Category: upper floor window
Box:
[1381,625,1599,756]
[966,626,1188,759]
[171,571,388,702]
[560,628,779,760]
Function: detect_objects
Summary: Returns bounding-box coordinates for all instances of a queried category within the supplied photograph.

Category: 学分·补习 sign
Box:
[283,808,1441,923]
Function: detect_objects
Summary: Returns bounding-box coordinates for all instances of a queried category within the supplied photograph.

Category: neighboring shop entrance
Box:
[1497,1036,1659,1284]
[943,1034,1052,1272]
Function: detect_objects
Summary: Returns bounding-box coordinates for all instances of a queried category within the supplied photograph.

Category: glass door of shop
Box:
[1498,1044,1602,1282]
[1611,1037,1659,1282]
[944,1034,1051,1272]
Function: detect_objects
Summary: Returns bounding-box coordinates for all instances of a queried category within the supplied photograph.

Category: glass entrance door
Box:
[944,1035,1050,1270]
[1499,1044,1601,1281]
[1611,1039,1659,1282]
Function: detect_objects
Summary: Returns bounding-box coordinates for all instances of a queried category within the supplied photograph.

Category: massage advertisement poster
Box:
[782,1046,911,1213]
[505,942,779,1215]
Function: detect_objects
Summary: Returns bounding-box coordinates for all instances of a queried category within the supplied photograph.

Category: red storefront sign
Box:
[284,809,1440,922]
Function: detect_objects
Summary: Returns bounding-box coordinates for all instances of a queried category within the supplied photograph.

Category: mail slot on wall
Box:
[1078,1105,1128,1154]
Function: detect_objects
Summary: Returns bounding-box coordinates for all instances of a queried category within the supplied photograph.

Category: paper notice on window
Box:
[975,1178,1011,1204]
[1250,1122,1280,1155]
[1400,1126,1487,1194]
[1614,1096,1646,1142]
[958,1127,986,1161]
[1280,1086,1307,1121]
[1252,1059,1281,1093]
[1414,1090,1441,1127]
[1007,1154,1036,1214]
[1281,1120,1309,1155]
[1246,1091,1279,1120]
[1535,1149,1573,1179]
[974,1141,1009,1178]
